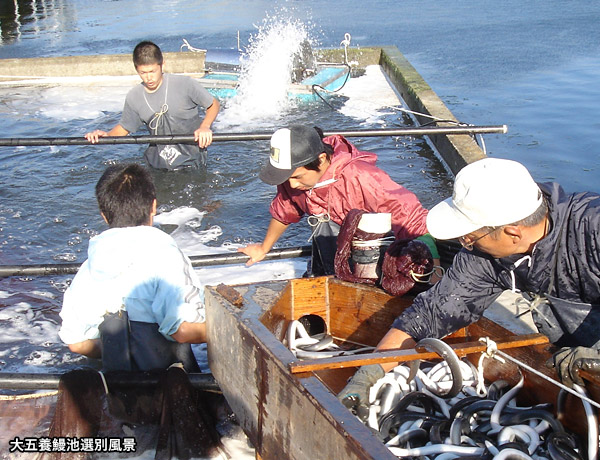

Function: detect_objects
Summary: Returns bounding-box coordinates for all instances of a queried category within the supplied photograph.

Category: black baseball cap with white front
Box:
[259,125,326,185]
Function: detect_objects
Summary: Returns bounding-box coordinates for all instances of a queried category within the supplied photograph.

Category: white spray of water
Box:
[153,206,306,283]
[217,16,312,127]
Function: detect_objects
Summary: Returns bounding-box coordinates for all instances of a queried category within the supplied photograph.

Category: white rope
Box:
[476,338,506,396]
[147,103,169,134]
[180,38,203,53]
[306,213,331,243]
[143,74,169,135]
[340,33,351,65]
[0,390,58,401]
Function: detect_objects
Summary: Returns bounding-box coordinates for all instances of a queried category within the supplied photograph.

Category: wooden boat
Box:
[205,276,600,460]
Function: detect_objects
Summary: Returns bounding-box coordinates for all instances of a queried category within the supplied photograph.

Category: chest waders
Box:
[307,214,340,277]
[99,310,201,372]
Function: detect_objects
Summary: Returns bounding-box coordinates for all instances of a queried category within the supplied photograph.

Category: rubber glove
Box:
[337,364,385,421]
[547,346,600,387]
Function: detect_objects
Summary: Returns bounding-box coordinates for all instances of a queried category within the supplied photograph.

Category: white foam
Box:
[154,206,306,280]
[338,64,403,123]
[196,258,306,287]
[37,84,131,120]
[154,206,206,227]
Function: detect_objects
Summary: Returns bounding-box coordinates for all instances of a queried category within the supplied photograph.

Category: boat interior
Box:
[221,276,600,439]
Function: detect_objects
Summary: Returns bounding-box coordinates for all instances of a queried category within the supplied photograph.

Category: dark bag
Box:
[379,239,434,296]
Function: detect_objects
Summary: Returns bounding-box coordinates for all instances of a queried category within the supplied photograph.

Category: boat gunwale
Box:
[205,277,400,460]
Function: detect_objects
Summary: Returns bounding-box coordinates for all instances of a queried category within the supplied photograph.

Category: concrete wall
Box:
[0,51,206,78]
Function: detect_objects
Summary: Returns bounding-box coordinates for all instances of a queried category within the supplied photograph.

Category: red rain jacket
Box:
[269,135,429,240]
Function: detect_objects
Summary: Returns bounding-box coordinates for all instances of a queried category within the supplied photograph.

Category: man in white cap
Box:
[238,125,436,277]
[338,157,600,419]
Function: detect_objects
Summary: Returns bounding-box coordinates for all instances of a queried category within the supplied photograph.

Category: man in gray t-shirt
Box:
[85,41,220,170]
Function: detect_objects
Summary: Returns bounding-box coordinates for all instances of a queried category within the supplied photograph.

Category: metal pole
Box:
[480,337,600,410]
[0,125,508,147]
[0,372,220,392]
[492,347,600,410]
[0,245,312,278]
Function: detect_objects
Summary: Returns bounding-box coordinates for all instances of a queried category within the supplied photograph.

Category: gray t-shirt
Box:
[120,73,216,169]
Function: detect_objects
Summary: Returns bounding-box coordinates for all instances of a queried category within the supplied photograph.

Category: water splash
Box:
[218,15,314,127]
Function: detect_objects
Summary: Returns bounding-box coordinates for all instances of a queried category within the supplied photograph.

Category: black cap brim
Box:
[259,162,294,186]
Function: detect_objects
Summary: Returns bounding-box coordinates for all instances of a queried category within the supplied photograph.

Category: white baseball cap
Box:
[426,158,543,240]
[259,126,326,186]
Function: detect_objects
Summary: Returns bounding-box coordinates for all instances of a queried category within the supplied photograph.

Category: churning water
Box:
[0,13,451,376]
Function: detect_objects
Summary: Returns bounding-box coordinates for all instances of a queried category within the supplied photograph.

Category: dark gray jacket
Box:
[392,182,600,348]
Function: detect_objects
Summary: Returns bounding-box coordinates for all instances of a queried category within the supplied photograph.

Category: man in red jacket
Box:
[238,125,437,276]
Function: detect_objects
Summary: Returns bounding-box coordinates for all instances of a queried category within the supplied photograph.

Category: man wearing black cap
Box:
[238,125,435,277]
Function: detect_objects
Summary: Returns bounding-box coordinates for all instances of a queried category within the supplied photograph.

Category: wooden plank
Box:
[289,333,549,374]
[205,288,262,445]
[328,279,412,344]
[290,277,328,321]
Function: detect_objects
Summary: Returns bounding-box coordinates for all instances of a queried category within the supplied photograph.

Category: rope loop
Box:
[475,337,508,396]
[307,213,331,242]
[180,38,203,53]
[479,337,506,364]
[148,103,169,133]
[340,33,351,65]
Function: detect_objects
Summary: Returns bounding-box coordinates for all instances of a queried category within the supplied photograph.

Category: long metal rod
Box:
[492,346,600,410]
[0,125,508,147]
[0,245,312,278]
[0,372,220,391]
